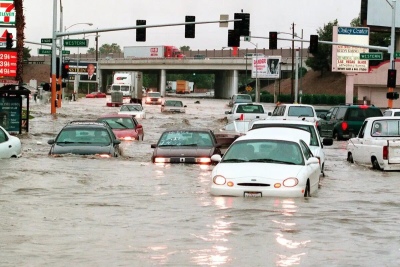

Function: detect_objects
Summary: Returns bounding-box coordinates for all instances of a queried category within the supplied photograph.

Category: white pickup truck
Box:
[346,117,400,171]
[225,103,269,122]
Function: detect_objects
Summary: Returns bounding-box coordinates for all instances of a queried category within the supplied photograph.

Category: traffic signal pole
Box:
[388,0,396,109]
[51,0,58,115]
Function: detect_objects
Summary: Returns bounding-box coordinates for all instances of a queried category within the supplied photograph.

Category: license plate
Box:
[244,192,262,197]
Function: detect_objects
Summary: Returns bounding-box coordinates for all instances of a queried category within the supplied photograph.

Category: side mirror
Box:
[136,124,143,129]
[48,139,55,145]
[184,105,187,108]
[268,112,272,116]
[151,144,157,148]
[211,154,222,162]
[320,114,327,120]
[322,138,333,146]
[306,157,320,165]
[225,111,230,114]
[114,139,121,145]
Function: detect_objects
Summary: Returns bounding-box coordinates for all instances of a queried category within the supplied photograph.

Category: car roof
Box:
[238,127,311,143]
[252,119,314,126]
[276,103,315,107]
[365,116,400,121]
[162,128,212,134]
[64,121,109,129]
[384,108,400,111]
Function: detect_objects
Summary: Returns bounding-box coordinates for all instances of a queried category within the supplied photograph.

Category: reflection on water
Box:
[1,99,400,266]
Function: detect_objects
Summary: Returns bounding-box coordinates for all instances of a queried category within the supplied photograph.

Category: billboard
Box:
[362,0,400,29]
[331,26,369,73]
[0,0,15,26]
[67,62,98,83]
[251,56,281,79]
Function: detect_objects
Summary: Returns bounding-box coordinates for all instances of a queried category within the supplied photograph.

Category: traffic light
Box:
[6,32,13,49]
[387,69,397,88]
[234,13,250,36]
[227,29,240,47]
[386,92,399,99]
[309,35,319,54]
[62,63,69,79]
[136,20,146,42]
[269,31,277,50]
[185,16,195,38]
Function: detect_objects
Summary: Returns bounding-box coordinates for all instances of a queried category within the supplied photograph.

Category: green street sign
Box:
[63,39,88,47]
[395,52,400,58]
[38,48,52,55]
[359,52,383,60]
[41,38,52,44]
[62,50,70,55]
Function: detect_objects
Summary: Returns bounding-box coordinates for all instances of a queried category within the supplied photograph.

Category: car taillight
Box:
[383,146,388,160]
[341,121,348,131]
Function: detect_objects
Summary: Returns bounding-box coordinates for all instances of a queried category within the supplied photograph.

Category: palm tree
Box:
[15,0,24,84]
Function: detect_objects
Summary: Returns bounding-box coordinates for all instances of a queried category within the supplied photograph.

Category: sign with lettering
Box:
[0,50,17,77]
[41,38,52,44]
[0,0,15,25]
[360,52,383,60]
[332,26,369,73]
[251,56,281,79]
[63,39,88,47]
[0,97,21,132]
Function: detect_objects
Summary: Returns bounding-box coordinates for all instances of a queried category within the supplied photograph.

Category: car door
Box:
[319,107,336,136]
[0,127,12,158]
[351,120,367,164]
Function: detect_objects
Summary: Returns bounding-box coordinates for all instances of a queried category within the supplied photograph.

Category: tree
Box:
[23,47,31,61]
[15,0,24,83]
[87,43,122,56]
[305,19,338,76]
[180,46,190,51]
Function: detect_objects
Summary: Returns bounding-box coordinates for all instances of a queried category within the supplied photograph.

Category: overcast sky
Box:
[23,0,362,55]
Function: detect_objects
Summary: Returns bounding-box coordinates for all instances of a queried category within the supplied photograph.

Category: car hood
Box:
[155,146,214,157]
[213,162,303,179]
[51,144,113,155]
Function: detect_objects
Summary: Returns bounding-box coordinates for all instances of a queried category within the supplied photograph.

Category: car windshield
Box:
[121,86,130,92]
[158,131,213,147]
[56,128,111,144]
[148,92,161,97]
[121,105,142,111]
[98,118,134,129]
[237,95,251,100]
[111,85,121,92]
[222,140,304,165]
[165,101,183,107]
[288,106,315,117]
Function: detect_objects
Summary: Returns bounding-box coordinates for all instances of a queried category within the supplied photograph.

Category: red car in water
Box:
[96,114,144,141]
[86,91,107,98]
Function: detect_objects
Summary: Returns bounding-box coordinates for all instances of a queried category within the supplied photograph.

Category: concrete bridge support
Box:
[214,70,239,99]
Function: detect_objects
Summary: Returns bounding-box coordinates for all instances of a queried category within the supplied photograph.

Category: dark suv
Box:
[318,104,383,140]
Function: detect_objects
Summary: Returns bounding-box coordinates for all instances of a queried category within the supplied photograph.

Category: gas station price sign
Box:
[0,51,17,77]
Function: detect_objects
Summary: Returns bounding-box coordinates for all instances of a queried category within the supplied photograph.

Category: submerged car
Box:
[47,121,121,157]
[96,114,144,141]
[145,92,162,105]
[0,125,22,158]
[210,127,321,197]
[85,91,107,98]
[118,103,146,119]
[214,120,252,153]
[161,100,187,113]
[151,129,222,164]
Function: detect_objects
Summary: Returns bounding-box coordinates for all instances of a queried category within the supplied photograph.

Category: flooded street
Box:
[1,97,400,267]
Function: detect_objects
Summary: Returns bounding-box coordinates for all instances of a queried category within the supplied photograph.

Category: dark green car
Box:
[318,104,383,140]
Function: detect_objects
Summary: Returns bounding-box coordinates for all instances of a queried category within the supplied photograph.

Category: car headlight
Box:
[213,175,226,185]
[154,157,171,163]
[282,177,299,187]
[195,157,211,164]
[119,136,136,141]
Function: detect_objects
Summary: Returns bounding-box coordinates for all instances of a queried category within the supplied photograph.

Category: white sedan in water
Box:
[118,103,146,119]
[210,128,321,198]
[0,126,22,158]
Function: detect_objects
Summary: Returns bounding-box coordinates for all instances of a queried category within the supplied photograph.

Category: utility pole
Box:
[291,22,295,103]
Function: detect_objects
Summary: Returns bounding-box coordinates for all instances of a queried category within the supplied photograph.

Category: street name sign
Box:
[63,39,88,47]
[38,48,52,55]
[395,52,400,58]
[359,52,383,60]
[41,38,52,44]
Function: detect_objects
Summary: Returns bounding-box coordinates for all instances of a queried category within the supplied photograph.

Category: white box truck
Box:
[110,71,143,104]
